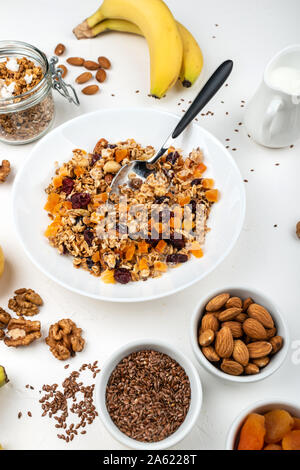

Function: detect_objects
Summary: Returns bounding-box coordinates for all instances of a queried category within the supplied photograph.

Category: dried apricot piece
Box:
[264,409,294,444]
[44,193,60,213]
[91,251,100,263]
[293,417,300,430]
[53,175,63,188]
[155,240,167,253]
[282,430,300,450]
[137,240,149,254]
[178,195,190,206]
[205,189,219,202]
[264,444,282,450]
[100,269,116,284]
[154,261,167,272]
[115,148,128,163]
[125,245,135,261]
[237,413,266,450]
[193,162,207,177]
[202,178,214,189]
[138,258,148,271]
[74,166,85,177]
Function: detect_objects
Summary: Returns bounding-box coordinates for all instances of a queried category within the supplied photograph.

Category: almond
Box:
[218,307,242,322]
[205,293,230,312]
[236,313,248,323]
[245,363,260,375]
[199,329,214,347]
[266,327,277,339]
[221,359,244,376]
[233,339,249,366]
[81,85,99,95]
[225,296,242,309]
[202,346,220,362]
[243,297,253,311]
[54,43,65,56]
[247,341,272,359]
[67,57,84,66]
[222,321,243,338]
[247,303,274,329]
[57,64,67,78]
[253,356,270,368]
[98,56,111,69]
[96,68,107,83]
[201,313,219,332]
[215,326,234,358]
[76,72,92,84]
[270,335,283,354]
[84,60,99,70]
[243,318,267,340]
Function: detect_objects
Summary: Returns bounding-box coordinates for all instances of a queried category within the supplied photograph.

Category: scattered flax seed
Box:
[225,83,228,87]
[39,361,100,443]
[181,98,184,101]
[221,100,224,104]
[274,224,278,228]
[111,94,115,97]
[226,146,230,149]
[275,163,280,166]
[226,112,229,115]
[248,134,251,138]
[232,148,237,151]
[135,90,139,93]
[28,411,32,417]
[18,412,22,419]
[290,144,294,148]
[239,122,243,126]
[234,129,239,132]
[64,364,70,369]
[212,36,216,39]
[225,138,230,141]
[250,169,254,172]
[178,102,181,105]
[244,179,248,183]
[296,222,300,239]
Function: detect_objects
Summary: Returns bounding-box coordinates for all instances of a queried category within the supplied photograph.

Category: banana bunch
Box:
[73,0,203,98]
[0,366,8,388]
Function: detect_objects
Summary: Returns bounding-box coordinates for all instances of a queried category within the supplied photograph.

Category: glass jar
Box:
[0,40,79,145]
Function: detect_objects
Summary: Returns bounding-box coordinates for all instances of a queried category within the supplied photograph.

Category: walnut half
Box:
[0,307,11,328]
[8,288,43,316]
[4,318,41,347]
[45,319,85,361]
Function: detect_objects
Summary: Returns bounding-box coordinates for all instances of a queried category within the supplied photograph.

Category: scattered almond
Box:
[96,68,107,83]
[233,340,249,366]
[201,313,219,332]
[54,43,65,56]
[202,345,220,362]
[248,303,274,329]
[247,341,272,359]
[57,64,67,78]
[215,327,233,358]
[67,57,84,66]
[76,72,93,84]
[221,359,244,376]
[81,85,99,95]
[243,318,267,340]
[199,329,214,347]
[98,56,111,69]
[206,293,230,312]
[84,60,99,71]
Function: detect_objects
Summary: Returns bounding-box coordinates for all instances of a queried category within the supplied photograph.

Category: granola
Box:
[44,138,219,284]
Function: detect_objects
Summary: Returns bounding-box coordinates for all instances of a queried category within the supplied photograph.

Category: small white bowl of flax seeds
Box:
[96,339,202,450]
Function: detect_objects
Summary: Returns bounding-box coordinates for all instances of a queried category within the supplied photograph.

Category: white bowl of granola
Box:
[13,107,245,302]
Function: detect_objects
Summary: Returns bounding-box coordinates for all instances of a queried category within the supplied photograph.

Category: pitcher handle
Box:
[262,97,284,142]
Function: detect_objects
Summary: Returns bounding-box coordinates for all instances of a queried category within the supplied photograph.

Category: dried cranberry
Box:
[169,232,185,249]
[91,153,101,166]
[62,177,74,195]
[166,254,188,264]
[70,192,91,209]
[86,257,94,269]
[108,144,117,149]
[166,151,179,165]
[191,178,203,186]
[83,229,94,247]
[155,195,169,204]
[114,268,131,284]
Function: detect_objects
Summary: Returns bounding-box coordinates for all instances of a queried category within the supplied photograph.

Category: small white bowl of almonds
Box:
[190,287,289,383]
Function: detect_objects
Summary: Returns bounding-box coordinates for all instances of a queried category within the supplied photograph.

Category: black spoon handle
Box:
[172,60,233,138]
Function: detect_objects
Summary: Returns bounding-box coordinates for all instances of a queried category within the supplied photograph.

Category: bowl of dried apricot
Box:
[226,400,300,450]
[190,287,289,382]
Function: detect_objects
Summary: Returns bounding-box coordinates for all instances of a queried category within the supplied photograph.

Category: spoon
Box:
[110,60,233,194]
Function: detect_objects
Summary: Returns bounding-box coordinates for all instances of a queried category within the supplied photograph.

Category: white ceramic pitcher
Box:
[245,45,300,148]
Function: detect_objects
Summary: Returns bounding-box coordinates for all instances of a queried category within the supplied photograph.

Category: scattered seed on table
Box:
[290,144,294,148]
[18,412,22,419]
[244,179,248,183]
[274,224,278,228]
[232,148,237,151]
[28,411,32,417]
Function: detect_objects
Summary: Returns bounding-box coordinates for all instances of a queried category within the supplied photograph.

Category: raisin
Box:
[114,268,131,284]
[108,144,117,149]
[83,229,94,247]
[86,257,94,269]
[62,177,74,195]
[166,151,179,164]
[191,178,203,186]
[91,153,101,166]
[70,192,91,209]
[169,233,185,249]
[129,178,143,190]
[166,254,188,264]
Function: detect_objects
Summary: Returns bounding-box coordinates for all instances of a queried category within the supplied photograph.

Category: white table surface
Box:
[0,0,300,450]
